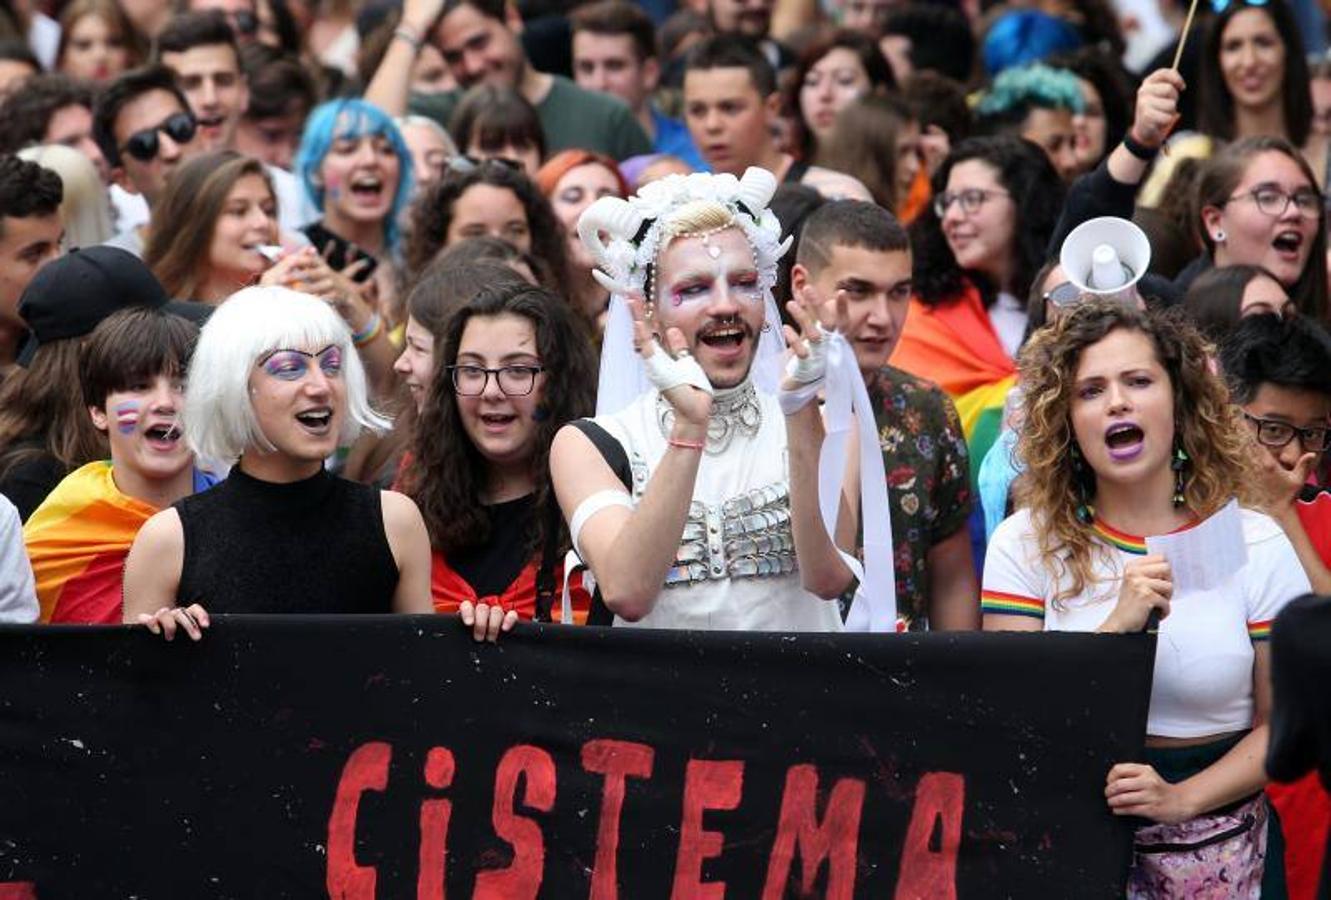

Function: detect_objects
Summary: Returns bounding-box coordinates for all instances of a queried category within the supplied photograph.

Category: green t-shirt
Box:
[409,75,651,162]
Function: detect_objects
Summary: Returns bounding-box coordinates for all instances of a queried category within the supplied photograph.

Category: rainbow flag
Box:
[23,461,159,624]
[889,284,1017,489]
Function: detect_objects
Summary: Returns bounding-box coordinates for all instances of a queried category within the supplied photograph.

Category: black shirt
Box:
[176,466,399,613]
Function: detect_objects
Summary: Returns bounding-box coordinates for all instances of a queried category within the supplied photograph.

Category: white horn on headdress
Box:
[577,196,644,267]
[735,167,778,216]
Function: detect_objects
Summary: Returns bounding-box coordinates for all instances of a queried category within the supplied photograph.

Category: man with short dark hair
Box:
[364,0,651,160]
[1221,313,1331,594]
[683,36,869,198]
[234,44,317,170]
[155,11,249,151]
[0,156,63,370]
[0,75,108,180]
[154,13,315,228]
[791,200,977,631]
[570,0,705,170]
[93,65,204,256]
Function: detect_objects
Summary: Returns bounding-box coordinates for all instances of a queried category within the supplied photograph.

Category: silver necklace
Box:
[657,379,762,454]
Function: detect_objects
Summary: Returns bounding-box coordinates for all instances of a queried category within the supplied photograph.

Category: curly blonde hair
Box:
[1015,298,1255,603]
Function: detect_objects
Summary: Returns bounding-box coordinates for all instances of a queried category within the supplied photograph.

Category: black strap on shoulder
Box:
[567,419,630,627]
[569,419,632,489]
[783,159,811,184]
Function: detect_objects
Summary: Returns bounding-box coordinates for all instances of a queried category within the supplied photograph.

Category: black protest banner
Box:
[0,618,1153,899]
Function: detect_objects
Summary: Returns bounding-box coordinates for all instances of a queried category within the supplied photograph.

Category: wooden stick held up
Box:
[1171,0,1203,71]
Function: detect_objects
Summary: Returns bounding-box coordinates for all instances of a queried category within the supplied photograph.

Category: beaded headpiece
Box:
[577,167,792,415]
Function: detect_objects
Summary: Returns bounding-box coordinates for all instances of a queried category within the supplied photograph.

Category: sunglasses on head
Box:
[447,155,524,175]
[120,112,198,162]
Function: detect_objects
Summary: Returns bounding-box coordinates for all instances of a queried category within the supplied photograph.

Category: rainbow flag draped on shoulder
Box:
[23,461,160,624]
[889,283,1017,490]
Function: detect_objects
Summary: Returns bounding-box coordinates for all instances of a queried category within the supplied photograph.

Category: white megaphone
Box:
[1058,216,1151,303]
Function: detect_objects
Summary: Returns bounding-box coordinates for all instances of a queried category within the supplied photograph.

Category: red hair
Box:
[535,149,629,199]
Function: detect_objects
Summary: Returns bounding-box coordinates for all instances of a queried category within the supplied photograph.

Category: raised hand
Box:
[1131,69,1184,150]
[1254,448,1317,515]
[781,284,848,392]
[629,295,713,430]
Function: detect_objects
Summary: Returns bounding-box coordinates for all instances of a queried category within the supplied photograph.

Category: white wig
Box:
[17,144,114,249]
[185,286,388,465]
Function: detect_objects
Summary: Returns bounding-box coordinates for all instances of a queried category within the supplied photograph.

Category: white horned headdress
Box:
[577,167,791,416]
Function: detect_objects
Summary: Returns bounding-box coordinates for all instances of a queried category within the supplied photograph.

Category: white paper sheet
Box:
[1144,499,1247,596]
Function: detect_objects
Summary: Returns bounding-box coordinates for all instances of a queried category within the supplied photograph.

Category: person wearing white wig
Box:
[550,167,898,631]
[122,286,435,638]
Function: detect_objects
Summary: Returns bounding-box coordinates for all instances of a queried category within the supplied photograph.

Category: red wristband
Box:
[667,437,705,451]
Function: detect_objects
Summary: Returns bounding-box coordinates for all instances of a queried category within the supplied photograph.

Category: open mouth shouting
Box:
[143,421,184,452]
[1272,229,1305,261]
[348,173,387,206]
[696,320,751,359]
[1104,421,1144,462]
[295,406,334,435]
[477,410,519,434]
[196,114,226,140]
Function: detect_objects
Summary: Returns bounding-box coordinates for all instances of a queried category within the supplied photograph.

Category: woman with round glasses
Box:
[984,298,1308,895]
[397,279,597,626]
[1191,137,1328,321]
[891,135,1065,520]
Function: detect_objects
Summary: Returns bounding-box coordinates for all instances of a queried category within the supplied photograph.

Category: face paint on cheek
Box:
[325,171,341,203]
[113,401,140,435]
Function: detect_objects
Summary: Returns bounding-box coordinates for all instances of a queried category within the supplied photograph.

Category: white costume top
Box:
[592,380,844,633]
[982,506,1309,738]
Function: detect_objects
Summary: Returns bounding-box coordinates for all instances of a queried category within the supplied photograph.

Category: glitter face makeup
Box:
[260,346,344,380]
[113,401,140,434]
[666,258,764,307]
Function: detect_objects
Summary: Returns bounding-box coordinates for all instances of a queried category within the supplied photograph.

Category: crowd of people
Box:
[0,0,1328,891]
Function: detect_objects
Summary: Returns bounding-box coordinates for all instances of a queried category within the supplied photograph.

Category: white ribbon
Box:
[779,325,830,415]
[817,332,898,632]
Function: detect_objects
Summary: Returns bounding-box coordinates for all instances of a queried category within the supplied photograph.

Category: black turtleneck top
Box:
[175,466,399,613]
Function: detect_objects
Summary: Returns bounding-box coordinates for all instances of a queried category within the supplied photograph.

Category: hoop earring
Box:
[1172,439,1189,508]
[1071,444,1094,524]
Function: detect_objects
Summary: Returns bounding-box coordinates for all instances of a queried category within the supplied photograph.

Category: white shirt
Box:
[593,385,844,633]
[0,496,37,623]
[982,506,1309,737]
[989,291,1028,359]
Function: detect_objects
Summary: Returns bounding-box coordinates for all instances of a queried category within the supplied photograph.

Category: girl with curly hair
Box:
[403,159,572,295]
[398,279,597,627]
[983,298,1308,896]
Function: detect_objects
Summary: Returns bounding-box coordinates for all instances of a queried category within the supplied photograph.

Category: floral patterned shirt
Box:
[867,366,973,630]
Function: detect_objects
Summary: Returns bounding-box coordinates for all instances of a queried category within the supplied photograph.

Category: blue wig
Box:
[295,98,414,251]
[982,10,1083,76]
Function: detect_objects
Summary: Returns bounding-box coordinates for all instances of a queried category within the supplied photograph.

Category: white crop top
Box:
[981,507,1309,738]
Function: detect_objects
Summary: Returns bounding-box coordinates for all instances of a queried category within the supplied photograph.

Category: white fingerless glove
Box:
[779,325,830,415]
[642,341,713,395]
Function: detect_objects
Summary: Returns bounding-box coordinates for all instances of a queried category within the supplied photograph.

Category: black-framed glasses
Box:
[448,364,544,396]
[1227,186,1323,218]
[933,188,1010,219]
[1244,412,1331,452]
[120,112,197,162]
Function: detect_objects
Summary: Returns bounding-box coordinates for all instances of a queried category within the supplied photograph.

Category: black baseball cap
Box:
[16,246,211,367]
